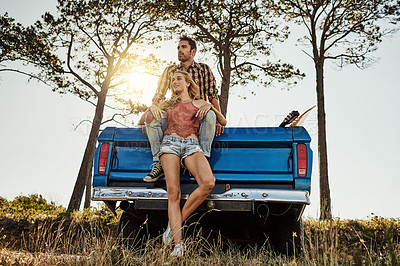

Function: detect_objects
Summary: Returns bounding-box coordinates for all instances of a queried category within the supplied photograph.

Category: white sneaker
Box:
[162,222,173,245]
[170,243,183,257]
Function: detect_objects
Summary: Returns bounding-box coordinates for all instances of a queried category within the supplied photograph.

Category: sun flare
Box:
[126,71,158,104]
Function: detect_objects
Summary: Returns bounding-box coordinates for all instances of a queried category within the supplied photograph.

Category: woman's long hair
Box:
[159,70,200,111]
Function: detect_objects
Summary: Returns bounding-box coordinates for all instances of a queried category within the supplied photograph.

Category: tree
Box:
[1,0,162,210]
[49,0,162,210]
[274,0,400,219]
[155,0,305,116]
[0,13,67,90]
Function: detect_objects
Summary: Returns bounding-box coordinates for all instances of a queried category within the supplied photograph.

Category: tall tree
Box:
[2,1,161,210]
[48,0,161,210]
[274,0,400,219]
[155,0,305,116]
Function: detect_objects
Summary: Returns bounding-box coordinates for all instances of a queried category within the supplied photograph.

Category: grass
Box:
[1,194,399,265]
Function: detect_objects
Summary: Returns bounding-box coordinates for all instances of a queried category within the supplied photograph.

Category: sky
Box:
[1,1,400,219]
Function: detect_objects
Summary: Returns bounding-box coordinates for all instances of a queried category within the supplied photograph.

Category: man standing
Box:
[143,36,224,182]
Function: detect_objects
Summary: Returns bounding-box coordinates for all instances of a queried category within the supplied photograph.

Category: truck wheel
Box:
[266,207,304,255]
[116,211,146,249]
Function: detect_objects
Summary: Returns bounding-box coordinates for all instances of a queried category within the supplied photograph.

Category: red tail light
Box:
[98,143,110,175]
[297,144,307,177]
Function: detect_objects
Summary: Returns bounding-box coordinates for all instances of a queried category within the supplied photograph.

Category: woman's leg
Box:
[160,154,182,244]
[181,152,215,221]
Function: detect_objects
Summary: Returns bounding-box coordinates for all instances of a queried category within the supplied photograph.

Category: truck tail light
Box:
[98,143,110,175]
[297,144,307,177]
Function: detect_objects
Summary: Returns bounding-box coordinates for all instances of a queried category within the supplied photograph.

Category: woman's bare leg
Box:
[181,152,215,221]
[160,154,182,244]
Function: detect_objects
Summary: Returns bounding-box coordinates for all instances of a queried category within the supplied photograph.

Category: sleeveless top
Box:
[164,100,199,137]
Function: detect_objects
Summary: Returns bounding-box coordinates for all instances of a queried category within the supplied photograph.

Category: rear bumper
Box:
[92,187,310,205]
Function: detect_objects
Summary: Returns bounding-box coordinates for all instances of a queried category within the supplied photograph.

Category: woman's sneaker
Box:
[170,243,183,257]
[162,222,173,245]
[143,162,164,182]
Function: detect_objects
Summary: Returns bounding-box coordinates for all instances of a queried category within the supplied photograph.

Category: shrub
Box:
[0,194,65,221]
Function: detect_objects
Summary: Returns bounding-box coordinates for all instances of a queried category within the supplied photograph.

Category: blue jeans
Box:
[145,110,217,161]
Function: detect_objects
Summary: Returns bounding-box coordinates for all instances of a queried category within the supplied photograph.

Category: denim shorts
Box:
[158,135,203,160]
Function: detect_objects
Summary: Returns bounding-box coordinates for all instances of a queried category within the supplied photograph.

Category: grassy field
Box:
[1,194,399,265]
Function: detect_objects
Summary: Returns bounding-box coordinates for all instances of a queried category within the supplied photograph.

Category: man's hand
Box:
[141,126,147,136]
[196,103,212,120]
[149,104,163,121]
[216,123,224,136]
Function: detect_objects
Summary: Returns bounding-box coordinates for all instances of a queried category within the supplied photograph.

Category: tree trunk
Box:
[219,73,230,117]
[219,49,231,117]
[83,163,93,209]
[67,91,107,211]
[315,60,332,220]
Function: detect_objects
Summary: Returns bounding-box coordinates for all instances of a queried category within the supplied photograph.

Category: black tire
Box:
[116,211,147,249]
[266,207,304,255]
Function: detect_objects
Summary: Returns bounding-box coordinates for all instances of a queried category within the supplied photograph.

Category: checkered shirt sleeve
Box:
[152,65,178,104]
[199,63,218,101]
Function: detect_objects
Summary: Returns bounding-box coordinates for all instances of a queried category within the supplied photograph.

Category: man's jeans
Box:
[145,111,217,161]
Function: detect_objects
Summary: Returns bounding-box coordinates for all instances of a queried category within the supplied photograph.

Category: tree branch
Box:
[75,17,107,58]
[0,68,53,87]
[301,49,314,60]
[66,33,99,96]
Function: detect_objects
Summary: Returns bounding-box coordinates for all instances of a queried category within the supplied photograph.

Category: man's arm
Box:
[204,63,225,136]
[149,65,175,120]
[209,97,221,111]
[210,97,224,136]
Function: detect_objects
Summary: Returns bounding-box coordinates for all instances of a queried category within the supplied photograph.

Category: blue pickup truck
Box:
[92,126,312,253]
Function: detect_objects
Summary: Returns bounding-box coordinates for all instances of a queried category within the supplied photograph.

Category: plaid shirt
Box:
[152,61,218,103]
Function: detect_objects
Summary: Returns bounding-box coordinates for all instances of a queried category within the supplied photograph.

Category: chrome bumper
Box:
[92,187,310,205]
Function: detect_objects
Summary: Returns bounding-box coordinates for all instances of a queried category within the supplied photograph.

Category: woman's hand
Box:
[196,103,212,120]
[149,104,164,121]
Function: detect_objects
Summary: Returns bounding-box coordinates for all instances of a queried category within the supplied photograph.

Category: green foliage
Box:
[0,13,67,90]
[0,196,7,207]
[153,0,305,115]
[39,0,164,101]
[1,1,166,115]
[274,0,400,68]
[0,194,123,224]
[0,194,65,220]
[160,0,304,83]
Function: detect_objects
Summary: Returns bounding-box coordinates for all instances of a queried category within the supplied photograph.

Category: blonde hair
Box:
[160,70,200,111]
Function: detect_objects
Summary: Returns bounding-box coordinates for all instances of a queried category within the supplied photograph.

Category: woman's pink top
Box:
[164,100,199,137]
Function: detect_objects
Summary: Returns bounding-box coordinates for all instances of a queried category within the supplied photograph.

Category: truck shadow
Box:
[117,206,303,256]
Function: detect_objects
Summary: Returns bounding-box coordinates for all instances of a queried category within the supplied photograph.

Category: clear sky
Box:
[1,1,400,219]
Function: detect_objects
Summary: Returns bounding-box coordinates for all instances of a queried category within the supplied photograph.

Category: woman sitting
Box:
[140,70,226,257]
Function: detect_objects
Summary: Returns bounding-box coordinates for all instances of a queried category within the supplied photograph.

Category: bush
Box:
[0,197,8,208]
[0,194,65,221]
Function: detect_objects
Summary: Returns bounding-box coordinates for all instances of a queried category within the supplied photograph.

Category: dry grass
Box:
[1,195,399,265]
[0,217,284,265]
[1,215,399,265]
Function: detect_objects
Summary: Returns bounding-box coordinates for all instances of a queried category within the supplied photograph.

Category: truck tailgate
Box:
[102,127,296,184]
